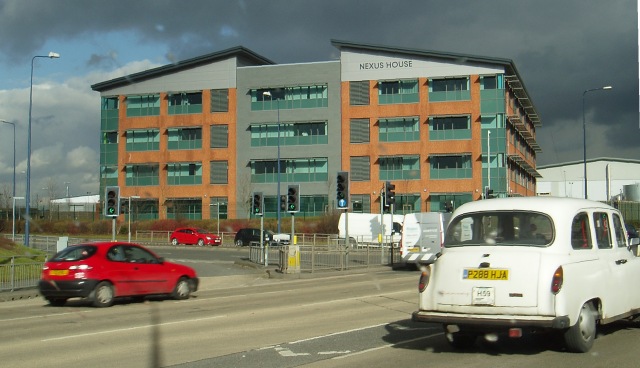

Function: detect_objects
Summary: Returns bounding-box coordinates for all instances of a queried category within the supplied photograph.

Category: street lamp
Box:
[26,51,60,247]
[582,85,612,199]
[128,196,140,242]
[262,91,282,233]
[0,119,16,237]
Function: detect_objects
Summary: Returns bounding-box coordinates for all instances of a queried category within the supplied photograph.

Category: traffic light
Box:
[336,171,349,209]
[120,198,128,215]
[484,186,494,199]
[252,192,263,216]
[280,195,287,212]
[287,184,300,213]
[384,181,396,207]
[104,186,120,217]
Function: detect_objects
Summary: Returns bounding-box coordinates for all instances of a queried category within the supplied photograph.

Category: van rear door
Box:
[401,213,450,264]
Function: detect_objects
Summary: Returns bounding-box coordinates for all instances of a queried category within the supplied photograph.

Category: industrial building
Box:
[91,40,542,220]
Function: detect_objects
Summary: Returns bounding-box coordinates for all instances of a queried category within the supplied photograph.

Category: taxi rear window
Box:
[445,211,553,247]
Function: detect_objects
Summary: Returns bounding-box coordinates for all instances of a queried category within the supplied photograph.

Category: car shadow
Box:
[379,318,590,355]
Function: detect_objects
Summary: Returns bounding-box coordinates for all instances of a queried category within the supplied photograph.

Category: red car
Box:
[38,242,199,307]
[170,227,221,246]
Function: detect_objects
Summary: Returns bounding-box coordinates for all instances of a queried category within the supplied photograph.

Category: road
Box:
[2,262,640,367]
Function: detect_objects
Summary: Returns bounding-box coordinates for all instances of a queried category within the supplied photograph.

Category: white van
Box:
[338,212,403,246]
[398,212,452,266]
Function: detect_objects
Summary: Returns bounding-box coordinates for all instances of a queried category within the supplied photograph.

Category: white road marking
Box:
[41,314,226,342]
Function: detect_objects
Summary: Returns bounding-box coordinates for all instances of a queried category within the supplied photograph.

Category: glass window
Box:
[612,214,627,248]
[593,212,612,249]
[379,156,420,180]
[168,128,202,150]
[430,155,472,179]
[429,116,471,140]
[429,77,470,102]
[126,129,160,151]
[167,163,202,185]
[379,117,419,142]
[168,92,203,115]
[126,94,160,117]
[445,211,553,247]
[571,213,593,249]
[378,80,419,105]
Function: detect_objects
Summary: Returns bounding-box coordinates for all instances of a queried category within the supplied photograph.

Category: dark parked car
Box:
[170,227,221,246]
[234,228,274,246]
[38,242,199,307]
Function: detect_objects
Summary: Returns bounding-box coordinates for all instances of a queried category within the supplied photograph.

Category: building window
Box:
[168,92,203,115]
[125,164,159,186]
[429,77,470,102]
[379,117,420,142]
[430,155,472,179]
[103,131,118,144]
[167,162,202,185]
[250,122,328,146]
[429,116,471,140]
[350,194,371,213]
[126,129,160,151]
[350,156,370,181]
[100,165,118,187]
[251,158,328,183]
[379,155,420,180]
[350,81,370,105]
[378,79,419,104]
[392,194,422,215]
[210,197,228,220]
[210,124,228,148]
[350,118,370,143]
[101,132,118,165]
[126,94,160,117]
[210,89,229,112]
[168,127,202,150]
[209,161,228,184]
[251,85,328,111]
[166,198,201,220]
[430,193,473,212]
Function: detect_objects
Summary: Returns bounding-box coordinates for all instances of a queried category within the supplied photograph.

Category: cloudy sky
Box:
[0,0,637,203]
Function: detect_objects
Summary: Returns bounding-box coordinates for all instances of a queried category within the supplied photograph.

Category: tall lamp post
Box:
[262,91,282,233]
[26,52,60,247]
[582,85,612,199]
[0,119,16,237]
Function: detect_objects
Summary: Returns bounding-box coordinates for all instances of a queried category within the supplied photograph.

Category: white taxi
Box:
[412,196,640,353]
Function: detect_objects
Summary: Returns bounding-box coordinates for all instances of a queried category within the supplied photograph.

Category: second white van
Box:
[398,212,452,267]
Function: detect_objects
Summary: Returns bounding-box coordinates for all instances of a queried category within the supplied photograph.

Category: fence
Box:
[0,257,44,292]
[249,242,402,273]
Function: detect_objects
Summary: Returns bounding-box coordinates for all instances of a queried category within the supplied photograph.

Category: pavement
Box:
[0,260,391,303]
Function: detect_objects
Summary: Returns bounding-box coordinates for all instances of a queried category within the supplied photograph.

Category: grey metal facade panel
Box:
[236,61,342,209]
[96,58,238,96]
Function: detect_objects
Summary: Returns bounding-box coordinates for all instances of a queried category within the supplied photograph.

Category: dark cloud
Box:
[0,0,637,173]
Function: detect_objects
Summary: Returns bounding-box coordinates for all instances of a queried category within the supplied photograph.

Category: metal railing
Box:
[249,242,400,273]
[0,257,44,292]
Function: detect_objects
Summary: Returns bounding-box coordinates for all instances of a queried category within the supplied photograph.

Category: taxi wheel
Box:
[92,281,114,308]
[172,277,191,300]
[564,302,596,353]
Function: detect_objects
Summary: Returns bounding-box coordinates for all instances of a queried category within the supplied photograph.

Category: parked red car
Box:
[38,242,199,307]
[170,227,222,246]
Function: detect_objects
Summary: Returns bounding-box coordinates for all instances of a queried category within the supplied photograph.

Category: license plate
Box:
[472,287,495,305]
[409,247,419,253]
[463,268,509,280]
[49,270,69,276]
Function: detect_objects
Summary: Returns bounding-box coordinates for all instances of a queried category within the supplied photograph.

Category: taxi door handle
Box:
[615,259,627,265]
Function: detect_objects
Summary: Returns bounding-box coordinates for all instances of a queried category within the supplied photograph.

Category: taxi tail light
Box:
[551,266,563,294]
[418,266,431,293]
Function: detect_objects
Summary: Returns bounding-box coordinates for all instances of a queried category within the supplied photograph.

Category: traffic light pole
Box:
[111,218,116,241]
